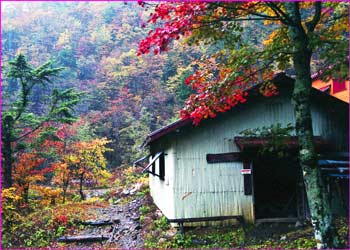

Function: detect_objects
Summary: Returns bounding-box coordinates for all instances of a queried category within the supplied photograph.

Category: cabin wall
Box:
[172,95,293,223]
[149,145,176,219]
[310,99,348,151]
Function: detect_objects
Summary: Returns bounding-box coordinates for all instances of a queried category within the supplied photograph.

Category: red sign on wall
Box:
[241,169,251,175]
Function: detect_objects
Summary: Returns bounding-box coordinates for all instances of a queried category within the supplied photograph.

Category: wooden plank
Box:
[133,154,150,167]
[76,219,120,226]
[243,162,252,195]
[58,235,109,242]
[206,152,242,163]
[168,215,242,223]
[255,217,298,225]
[142,152,162,174]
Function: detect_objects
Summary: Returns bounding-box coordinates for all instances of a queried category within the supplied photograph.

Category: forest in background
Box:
[1,1,204,168]
[2,2,200,246]
[2,1,348,249]
[2,1,272,170]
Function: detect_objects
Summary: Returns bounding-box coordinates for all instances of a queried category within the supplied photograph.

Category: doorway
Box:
[253,157,299,219]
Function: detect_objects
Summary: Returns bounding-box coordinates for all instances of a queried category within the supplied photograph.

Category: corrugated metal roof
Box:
[141,73,348,148]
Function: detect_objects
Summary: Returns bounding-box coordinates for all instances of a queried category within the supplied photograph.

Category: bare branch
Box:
[306,2,322,33]
[12,123,44,142]
[266,2,295,26]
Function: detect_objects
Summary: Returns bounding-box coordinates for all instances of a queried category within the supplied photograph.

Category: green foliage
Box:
[2,192,105,248]
[136,186,150,198]
[334,217,349,247]
[240,123,295,158]
[24,229,50,247]
[2,54,82,188]
[143,217,348,249]
[139,215,145,224]
[167,233,194,248]
[49,88,84,124]
[153,216,170,231]
[246,236,316,249]
[2,188,25,247]
[3,2,208,168]
[240,123,295,137]
[138,205,150,215]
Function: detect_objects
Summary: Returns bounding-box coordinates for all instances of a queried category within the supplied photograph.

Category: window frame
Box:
[142,151,165,180]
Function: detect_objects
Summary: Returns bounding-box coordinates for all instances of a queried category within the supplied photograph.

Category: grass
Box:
[143,218,349,249]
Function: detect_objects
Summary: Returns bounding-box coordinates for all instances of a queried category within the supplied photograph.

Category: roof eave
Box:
[140,118,192,148]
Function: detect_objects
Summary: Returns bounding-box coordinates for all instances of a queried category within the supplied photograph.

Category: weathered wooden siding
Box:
[149,89,348,224]
[149,146,176,219]
[171,94,294,223]
[310,100,348,151]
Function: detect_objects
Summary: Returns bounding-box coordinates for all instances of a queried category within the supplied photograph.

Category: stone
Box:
[164,229,176,239]
[295,220,303,228]
[192,239,210,245]
[131,215,140,221]
[122,189,130,196]
[155,210,163,218]
[158,238,167,244]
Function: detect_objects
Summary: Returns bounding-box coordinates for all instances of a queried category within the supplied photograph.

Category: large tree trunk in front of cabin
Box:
[79,173,85,200]
[285,3,338,249]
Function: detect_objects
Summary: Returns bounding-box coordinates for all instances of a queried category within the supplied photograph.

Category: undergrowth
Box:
[143,218,349,249]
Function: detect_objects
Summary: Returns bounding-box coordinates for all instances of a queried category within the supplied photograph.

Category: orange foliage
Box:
[12,153,45,202]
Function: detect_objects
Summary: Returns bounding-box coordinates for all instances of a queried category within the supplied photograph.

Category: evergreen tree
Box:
[2,54,82,188]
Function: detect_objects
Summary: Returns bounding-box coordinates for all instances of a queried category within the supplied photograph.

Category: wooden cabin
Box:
[139,73,349,226]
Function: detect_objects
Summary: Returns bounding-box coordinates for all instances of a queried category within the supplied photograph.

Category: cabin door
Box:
[252,157,299,220]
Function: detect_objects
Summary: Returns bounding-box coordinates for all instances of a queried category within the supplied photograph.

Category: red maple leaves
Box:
[137,2,207,56]
[180,70,249,125]
[138,2,278,125]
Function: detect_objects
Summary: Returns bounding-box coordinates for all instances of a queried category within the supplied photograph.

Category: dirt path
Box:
[59,191,145,248]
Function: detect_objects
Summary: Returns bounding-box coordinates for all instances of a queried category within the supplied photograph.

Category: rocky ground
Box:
[57,188,149,248]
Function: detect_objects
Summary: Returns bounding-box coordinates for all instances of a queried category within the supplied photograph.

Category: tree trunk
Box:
[62,173,69,203]
[62,181,68,204]
[23,184,29,204]
[285,2,338,248]
[2,115,14,188]
[79,173,85,200]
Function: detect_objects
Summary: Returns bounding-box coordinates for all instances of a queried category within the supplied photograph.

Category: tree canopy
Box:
[138,2,348,125]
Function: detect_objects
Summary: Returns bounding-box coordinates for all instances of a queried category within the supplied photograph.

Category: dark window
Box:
[142,152,165,181]
[151,153,156,173]
[159,153,165,180]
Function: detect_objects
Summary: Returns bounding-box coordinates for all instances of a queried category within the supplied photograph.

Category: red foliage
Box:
[54,214,69,225]
[137,2,207,56]
[180,77,249,125]
[12,153,46,200]
[138,2,278,125]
